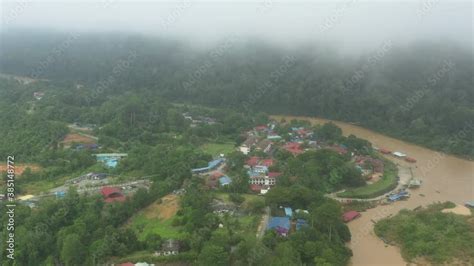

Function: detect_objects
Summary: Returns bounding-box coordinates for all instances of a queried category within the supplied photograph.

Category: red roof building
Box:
[100,186,126,203]
[296,129,307,136]
[246,156,261,167]
[371,159,384,173]
[379,148,391,154]
[355,156,384,173]
[343,211,361,222]
[255,125,268,131]
[211,171,224,180]
[268,172,282,178]
[250,184,263,192]
[284,142,300,149]
[260,159,274,167]
[283,142,303,155]
[329,146,348,155]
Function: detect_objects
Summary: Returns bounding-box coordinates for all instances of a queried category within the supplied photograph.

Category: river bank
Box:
[271,115,474,266]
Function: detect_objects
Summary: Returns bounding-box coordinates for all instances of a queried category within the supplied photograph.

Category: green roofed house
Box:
[267,134,282,141]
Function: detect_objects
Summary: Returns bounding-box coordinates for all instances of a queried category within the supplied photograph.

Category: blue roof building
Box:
[267,217,290,236]
[296,219,308,230]
[219,176,232,186]
[94,153,127,168]
[253,165,268,174]
[208,158,224,169]
[247,170,261,178]
[55,191,66,198]
[284,207,293,217]
[105,159,118,168]
[192,158,224,173]
[388,191,409,202]
[291,127,304,131]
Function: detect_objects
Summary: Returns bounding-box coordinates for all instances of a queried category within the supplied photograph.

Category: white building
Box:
[393,151,407,158]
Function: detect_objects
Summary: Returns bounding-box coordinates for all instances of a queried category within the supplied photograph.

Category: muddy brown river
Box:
[272,115,474,266]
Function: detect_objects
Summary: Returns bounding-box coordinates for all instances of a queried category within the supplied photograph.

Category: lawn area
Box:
[238,214,260,231]
[214,192,261,205]
[337,161,398,199]
[129,214,182,240]
[200,142,235,156]
[21,179,65,195]
[127,194,183,240]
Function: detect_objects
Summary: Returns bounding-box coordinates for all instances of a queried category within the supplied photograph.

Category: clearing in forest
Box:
[62,133,97,145]
[0,164,41,175]
[127,193,183,240]
[200,142,235,156]
[143,194,180,220]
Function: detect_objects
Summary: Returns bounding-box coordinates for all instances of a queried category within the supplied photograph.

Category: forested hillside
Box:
[1,31,472,158]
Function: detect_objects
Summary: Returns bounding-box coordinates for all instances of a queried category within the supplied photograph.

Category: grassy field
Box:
[238,214,260,230]
[129,214,182,240]
[127,194,183,240]
[21,179,66,195]
[214,192,262,205]
[200,142,235,156]
[337,161,398,199]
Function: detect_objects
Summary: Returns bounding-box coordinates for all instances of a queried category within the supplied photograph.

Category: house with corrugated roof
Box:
[267,217,290,236]
[100,186,126,203]
[239,135,259,155]
[219,176,232,186]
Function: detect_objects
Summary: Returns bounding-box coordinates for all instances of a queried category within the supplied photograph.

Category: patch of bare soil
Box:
[0,164,41,175]
[144,194,180,220]
[62,133,96,145]
[442,204,472,216]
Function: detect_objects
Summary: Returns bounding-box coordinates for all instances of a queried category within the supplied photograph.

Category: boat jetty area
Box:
[377,147,417,164]
[375,146,424,194]
[331,146,423,211]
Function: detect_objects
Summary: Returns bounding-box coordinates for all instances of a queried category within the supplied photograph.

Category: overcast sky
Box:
[1,1,472,52]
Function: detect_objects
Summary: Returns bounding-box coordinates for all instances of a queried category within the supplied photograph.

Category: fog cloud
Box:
[1,0,472,52]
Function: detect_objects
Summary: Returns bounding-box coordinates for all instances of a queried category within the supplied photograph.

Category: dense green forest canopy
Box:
[1,31,472,158]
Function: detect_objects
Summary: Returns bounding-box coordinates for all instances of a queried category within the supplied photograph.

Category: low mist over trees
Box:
[1,31,473,158]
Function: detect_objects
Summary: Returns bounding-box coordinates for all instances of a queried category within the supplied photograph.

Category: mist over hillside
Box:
[0,1,473,157]
[1,30,472,158]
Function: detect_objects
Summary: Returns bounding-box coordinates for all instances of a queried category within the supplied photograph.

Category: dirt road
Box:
[256,206,270,239]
